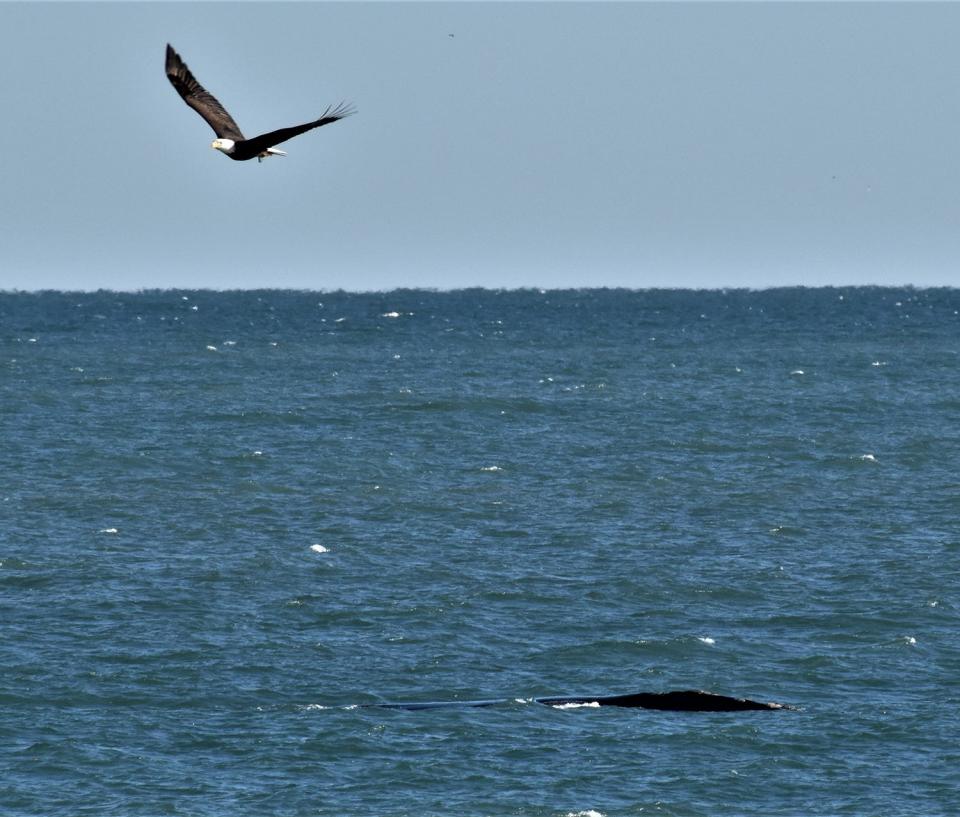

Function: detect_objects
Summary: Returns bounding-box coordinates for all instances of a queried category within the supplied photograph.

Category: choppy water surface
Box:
[2,288,958,816]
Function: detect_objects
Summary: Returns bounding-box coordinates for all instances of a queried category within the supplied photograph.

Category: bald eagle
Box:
[165,44,354,162]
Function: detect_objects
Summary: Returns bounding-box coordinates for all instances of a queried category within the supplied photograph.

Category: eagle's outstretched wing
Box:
[165,44,245,140]
[239,102,356,157]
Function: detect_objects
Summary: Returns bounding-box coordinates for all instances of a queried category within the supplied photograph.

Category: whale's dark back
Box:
[371,689,791,712]
[534,690,788,711]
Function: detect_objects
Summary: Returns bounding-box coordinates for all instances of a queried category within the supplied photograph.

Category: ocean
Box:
[1,287,957,816]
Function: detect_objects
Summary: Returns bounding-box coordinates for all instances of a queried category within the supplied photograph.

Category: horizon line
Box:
[2,283,955,296]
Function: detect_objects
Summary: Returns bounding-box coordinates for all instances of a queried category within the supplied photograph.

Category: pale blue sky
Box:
[3,2,960,291]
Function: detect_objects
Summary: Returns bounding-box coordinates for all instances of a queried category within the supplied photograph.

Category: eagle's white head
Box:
[211,138,235,154]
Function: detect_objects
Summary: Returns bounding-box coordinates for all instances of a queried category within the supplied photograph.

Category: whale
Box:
[370,689,793,712]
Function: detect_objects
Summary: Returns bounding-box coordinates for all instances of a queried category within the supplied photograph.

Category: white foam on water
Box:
[551,701,600,709]
[98,528,118,534]
[205,345,217,352]
[382,311,401,318]
[300,703,328,711]
[310,544,329,554]
[790,369,805,375]
[860,453,877,462]
[698,636,716,645]
[566,810,604,817]
[223,340,237,346]
[903,636,917,646]
[480,466,502,472]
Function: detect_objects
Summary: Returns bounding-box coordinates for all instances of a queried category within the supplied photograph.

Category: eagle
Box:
[165,44,354,162]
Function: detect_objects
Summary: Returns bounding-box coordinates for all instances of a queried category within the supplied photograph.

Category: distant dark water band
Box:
[371,689,794,712]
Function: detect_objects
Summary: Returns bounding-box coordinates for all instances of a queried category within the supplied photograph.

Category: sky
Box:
[3,1,960,291]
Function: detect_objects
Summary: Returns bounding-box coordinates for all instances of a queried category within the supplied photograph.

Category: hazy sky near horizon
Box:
[3,2,960,291]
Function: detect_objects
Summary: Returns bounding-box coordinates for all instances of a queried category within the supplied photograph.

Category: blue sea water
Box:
[1,287,958,816]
